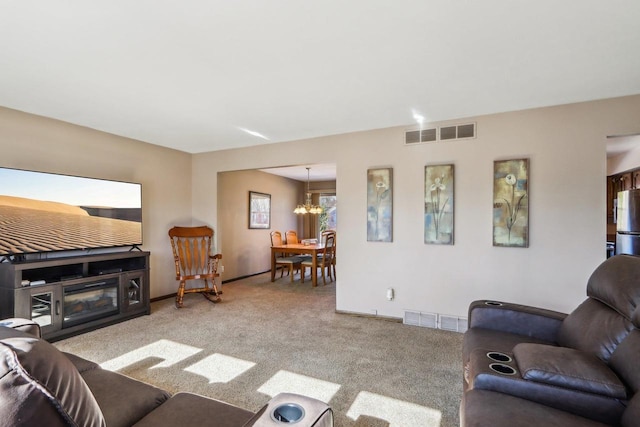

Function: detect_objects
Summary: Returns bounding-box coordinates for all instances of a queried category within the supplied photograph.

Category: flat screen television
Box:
[0,167,142,259]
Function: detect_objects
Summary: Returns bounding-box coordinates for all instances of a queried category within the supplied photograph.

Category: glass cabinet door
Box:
[127,277,142,306]
[12,285,62,334]
[123,273,145,313]
[31,290,53,327]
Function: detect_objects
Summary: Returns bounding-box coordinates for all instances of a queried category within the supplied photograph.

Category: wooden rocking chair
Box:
[169,226,222,308]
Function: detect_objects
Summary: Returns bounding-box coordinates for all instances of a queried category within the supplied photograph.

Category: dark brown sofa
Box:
[460,254,640,426]
[0,318,333,427]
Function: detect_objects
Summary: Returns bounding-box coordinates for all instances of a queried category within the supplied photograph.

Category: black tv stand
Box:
[0,251,150,341]
[0,254,27,264]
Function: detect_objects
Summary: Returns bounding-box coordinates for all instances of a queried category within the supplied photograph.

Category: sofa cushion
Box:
[63,351,101,373]
[622,393,640,427]
[467,346,627,423]
[513,343,627,399]
[132,392,254,427]
[557,298,633,362]
[80,367,171,427]
[461,389,611,427]
[0,329,105,427]
[610,329,640,393]
[587,254,640,320]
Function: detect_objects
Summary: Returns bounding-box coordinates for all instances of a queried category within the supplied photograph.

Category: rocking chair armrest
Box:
[209,253,223,275]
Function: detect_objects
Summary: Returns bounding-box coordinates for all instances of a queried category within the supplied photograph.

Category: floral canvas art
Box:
[367,168,392,242]
[425,164,454,244]
[493,159,529,247]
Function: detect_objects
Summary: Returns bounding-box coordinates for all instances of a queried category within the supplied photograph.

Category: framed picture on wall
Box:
[249,191,271,229]
[425,164,454,245]
[367,167,393,242]
[493,158,529,247]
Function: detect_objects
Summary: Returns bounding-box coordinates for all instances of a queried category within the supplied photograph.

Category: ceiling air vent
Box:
[457,123,475,139]
[440,123,476,141]
[440,126,457,140]
[404,127,437,145]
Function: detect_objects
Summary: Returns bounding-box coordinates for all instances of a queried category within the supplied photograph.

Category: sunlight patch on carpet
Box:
[184,353,256,383]
[258,370,341,403]
[347,391,442,427]
[100,339,202,371]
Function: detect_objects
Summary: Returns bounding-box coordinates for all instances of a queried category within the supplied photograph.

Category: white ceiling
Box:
[1,2,640,155]
[259,163,336,182]
[606,134,640,159]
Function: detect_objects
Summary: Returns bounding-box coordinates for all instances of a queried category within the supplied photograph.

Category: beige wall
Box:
[3,95,640,316]
[0,107,193,299]
[193,95,640,318]
[218,169,300,280]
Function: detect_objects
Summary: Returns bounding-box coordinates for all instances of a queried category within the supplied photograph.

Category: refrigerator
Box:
[616,189,640,255]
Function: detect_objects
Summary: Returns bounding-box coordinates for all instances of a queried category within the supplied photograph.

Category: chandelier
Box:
[294,167,323,214]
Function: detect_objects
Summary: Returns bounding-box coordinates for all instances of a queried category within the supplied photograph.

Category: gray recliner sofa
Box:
[460,254,640,426]
[0,318,333,427]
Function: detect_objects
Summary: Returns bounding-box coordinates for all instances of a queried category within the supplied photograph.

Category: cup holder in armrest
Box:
[271,403,305,423]
[489,363,517,375]
[484,301,503,306]
[486,352,512,363]
[244,393,332,427]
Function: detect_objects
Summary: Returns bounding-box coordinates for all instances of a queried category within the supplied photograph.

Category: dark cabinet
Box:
[607,169,640,224]
[0,251,150,341]
[607,175,618,225]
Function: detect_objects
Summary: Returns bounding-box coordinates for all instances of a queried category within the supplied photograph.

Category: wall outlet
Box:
[219,265,224,273]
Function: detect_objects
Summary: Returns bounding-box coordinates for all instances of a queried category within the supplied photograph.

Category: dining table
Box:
[270,243,325,287]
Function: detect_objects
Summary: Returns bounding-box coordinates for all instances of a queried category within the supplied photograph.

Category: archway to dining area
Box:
[217,164,336,283]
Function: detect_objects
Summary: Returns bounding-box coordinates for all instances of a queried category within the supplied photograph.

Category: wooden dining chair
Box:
[286,230,313,262]
[301,232,335,285]
[169,225,222,308]
[318,230,338,280]
[270,231,302,283]
[285,230,299,244]
[320,230,337,279]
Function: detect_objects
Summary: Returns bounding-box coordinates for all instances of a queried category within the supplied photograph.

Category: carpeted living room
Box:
[1,2,640,427]
[53,273,464,427]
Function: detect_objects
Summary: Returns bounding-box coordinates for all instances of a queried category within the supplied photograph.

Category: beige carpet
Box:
[55,272,463,427]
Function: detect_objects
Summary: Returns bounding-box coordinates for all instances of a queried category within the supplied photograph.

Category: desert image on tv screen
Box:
[0,168,142,256]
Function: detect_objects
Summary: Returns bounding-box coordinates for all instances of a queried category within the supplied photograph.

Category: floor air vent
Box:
[404,311,468,333]
[403,310,438,328]
[439,314,468,333]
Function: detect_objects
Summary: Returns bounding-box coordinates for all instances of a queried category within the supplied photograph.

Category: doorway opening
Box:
[606,133,640,258]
